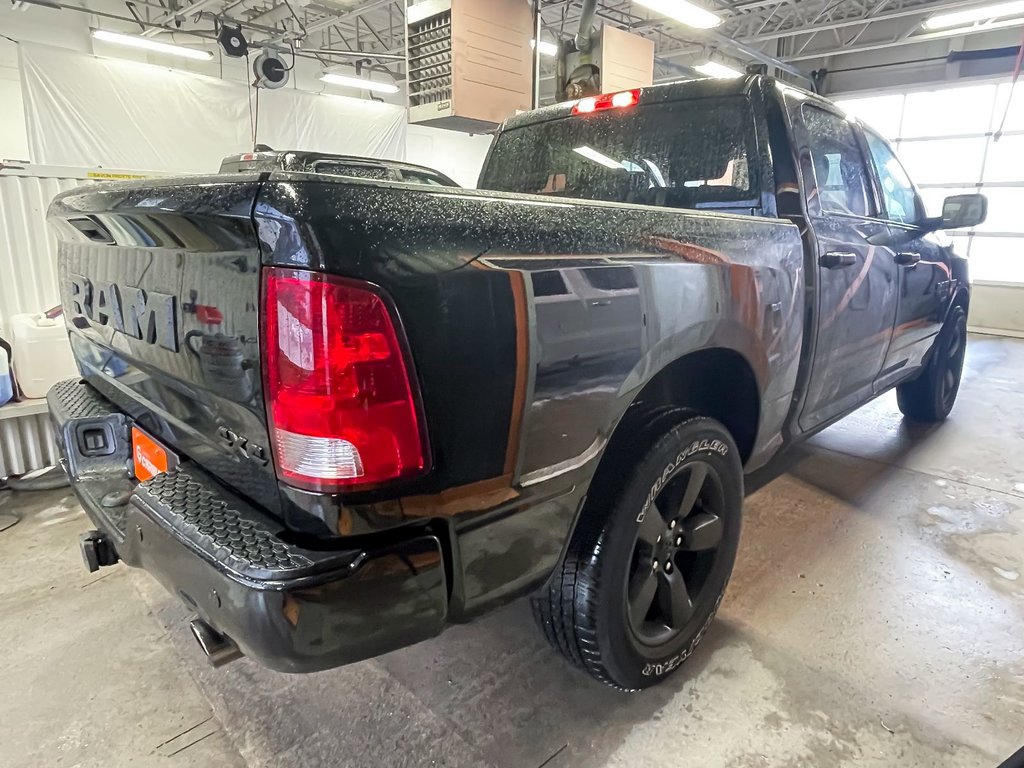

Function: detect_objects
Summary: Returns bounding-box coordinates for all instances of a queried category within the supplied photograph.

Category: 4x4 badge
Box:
[216,426,269,467]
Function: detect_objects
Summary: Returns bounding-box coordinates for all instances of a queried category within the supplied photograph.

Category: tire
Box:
[531,415,743,690]
[896,304,967,423]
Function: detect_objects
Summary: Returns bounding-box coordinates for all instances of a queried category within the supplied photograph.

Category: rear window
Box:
[479,96,760,212]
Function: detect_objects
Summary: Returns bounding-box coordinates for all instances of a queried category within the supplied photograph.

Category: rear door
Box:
[790,101,900,432]
[862,128,952,387]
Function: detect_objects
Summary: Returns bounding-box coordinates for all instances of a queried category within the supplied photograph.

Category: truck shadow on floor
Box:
[150,410,954,768]
[148,415,959,768]
[748,413,943,504]
[151,583,741,768]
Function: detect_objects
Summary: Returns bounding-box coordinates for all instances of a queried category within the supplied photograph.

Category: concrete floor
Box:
[3,333,1023,768]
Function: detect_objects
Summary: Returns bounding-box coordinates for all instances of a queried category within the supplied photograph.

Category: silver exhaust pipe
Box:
[189,619,244,667]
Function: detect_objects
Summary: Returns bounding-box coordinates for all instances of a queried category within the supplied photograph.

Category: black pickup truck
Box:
[48,75,985,690]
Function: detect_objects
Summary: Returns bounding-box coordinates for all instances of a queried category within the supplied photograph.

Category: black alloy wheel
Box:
[625,460,726,647]
[531,415,743,690]
[897,304,968,422]
[940,314,966,413]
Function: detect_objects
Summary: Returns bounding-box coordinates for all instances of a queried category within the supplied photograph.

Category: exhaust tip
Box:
[189,619,243,668]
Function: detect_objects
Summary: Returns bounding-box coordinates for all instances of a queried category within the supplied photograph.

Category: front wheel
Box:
[896,305,968,422]
[531,415,743,690]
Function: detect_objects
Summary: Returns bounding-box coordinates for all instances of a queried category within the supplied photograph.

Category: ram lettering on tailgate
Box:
[67,274,179,352]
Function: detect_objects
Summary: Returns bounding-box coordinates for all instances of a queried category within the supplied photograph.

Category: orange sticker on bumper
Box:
[132,426,170,482]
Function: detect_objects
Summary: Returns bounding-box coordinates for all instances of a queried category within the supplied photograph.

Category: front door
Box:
[790,102,900,432]
[862,129,952,388]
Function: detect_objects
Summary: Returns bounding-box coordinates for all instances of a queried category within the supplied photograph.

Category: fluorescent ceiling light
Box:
[923,1,1024,29]
[921,15,1024,38]
[573,146,626,170]
[531,39,559,57]
[91,29,213,61]
[633,0,721,29]
[695,61,743,79]
[321,72,400,94]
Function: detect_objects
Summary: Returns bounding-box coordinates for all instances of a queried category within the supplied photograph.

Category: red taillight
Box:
[571,89,641,115]
[262,267,427,492]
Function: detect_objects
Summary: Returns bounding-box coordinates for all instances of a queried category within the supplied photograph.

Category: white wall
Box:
[0,174,86,334]
[406,124,493,187]
[0,73,29,161]
[2,3,114,161]
[20,44,406,172]
[0,1,493,179]
[970,283,1024,338]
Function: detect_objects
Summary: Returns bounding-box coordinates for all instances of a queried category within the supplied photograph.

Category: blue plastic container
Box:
[0,346,12,407]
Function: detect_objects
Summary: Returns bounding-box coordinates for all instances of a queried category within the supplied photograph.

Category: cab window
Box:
[479,96,761,214]
[801,105,873,218]
[864,130,923,225]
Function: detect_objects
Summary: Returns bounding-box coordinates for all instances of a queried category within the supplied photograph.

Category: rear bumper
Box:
[47,378,448,673]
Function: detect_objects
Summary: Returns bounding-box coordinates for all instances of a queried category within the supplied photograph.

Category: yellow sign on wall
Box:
[86,172,149,180]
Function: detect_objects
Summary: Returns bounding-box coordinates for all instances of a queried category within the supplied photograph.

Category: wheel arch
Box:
[624,347,761,462]
[949,283,970,316]
[575,346,761,539]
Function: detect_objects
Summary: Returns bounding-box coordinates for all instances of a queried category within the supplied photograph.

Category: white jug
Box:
[10,313,78,399]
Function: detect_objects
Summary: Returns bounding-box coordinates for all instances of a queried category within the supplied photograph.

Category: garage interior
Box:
[2,0,1024,766]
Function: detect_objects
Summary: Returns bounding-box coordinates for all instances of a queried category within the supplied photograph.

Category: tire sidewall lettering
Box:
[640,590,725,677]
[636,438,728,524]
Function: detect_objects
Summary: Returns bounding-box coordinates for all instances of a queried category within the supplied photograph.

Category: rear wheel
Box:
[531,415,742,690]
[896,305,967,422]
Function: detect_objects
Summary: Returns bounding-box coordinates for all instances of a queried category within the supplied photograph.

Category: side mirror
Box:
[939,193,987,230]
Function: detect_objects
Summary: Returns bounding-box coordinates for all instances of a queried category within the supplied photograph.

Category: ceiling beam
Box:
[734,0,1006,45]
[785,16,1024,61]
[296,0,396,38]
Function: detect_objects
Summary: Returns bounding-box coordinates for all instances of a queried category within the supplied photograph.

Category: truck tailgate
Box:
[48,177,280,513]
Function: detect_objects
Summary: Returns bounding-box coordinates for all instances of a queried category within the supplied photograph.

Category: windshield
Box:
[479,96,761,213]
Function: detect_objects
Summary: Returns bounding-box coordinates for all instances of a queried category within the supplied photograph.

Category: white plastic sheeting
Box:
[21,44,407,173]
[0,76,30,161]
[0,173,86,335]
[0,171,85,476]
[406,125,494,188]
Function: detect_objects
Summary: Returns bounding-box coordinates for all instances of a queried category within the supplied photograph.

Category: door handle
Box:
[589,299,612,307]
[895,251,921,266]
[820,251,857,269]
